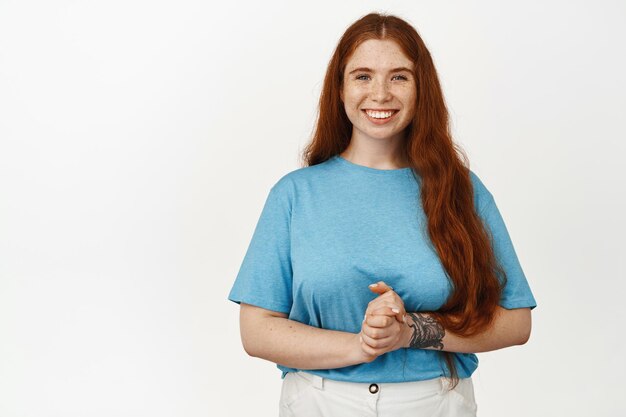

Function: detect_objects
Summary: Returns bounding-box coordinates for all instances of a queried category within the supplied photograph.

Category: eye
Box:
[392,75,409,81]
[356,74,370,81]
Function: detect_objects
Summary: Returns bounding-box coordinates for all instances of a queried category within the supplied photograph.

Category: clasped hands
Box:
[358,281,410,363]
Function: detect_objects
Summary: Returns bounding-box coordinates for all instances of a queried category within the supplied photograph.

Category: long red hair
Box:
[301,12,506,388]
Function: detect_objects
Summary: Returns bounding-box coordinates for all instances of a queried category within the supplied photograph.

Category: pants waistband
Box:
[292,371,453,399]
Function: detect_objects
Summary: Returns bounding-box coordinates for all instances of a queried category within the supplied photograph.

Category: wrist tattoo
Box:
[406,312,445,350]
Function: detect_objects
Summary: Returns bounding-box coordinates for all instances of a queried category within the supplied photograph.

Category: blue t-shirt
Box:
[228,154,537,383]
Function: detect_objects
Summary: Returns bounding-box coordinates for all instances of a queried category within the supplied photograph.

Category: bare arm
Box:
[402,306,532,353]
[239,302,374,369]
[361,282,532,356]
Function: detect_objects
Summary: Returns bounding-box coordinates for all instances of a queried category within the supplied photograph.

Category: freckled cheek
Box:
[345,90,368,102]
[398,92,417,111]
[343,94,367,111]
[391,86,415,97]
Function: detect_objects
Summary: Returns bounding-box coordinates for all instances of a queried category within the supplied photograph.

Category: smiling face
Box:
[340,39,417,145]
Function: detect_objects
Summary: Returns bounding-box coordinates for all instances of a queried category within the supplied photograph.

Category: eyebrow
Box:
[348,67,414,75]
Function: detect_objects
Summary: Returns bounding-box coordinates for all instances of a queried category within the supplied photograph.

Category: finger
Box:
[364,313,395,328]
[371,305,406,324]
[362,320,393,340]
[360,334,379,357]
[367,310,404,326]
[361,329,394,350]
[367,297,404,313]
[367,289,404,312]
[368,281,394,295]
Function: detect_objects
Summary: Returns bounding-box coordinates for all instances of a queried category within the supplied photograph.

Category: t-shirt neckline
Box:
[332,155,413,176]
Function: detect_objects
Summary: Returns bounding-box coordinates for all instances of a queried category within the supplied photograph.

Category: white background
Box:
[1,0,625,416]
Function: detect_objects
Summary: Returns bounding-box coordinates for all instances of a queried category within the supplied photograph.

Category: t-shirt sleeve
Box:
[227,179,293,315]
[472,172,538,310]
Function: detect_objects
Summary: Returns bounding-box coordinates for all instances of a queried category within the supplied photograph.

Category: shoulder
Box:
[269,158,337,196]
[468,169,495,214]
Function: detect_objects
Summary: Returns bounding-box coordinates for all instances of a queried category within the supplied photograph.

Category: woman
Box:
[228,12,537,417]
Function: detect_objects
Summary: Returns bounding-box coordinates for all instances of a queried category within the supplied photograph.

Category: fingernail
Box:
[369,283,378,287]
[392,308,400,313]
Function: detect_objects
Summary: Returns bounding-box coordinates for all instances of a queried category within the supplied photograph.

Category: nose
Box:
[371,78,392,102]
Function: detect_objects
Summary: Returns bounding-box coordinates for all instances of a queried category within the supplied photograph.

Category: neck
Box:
[340,135,409,170]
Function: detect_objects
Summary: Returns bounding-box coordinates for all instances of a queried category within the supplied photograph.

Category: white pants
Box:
[279,371,478,417]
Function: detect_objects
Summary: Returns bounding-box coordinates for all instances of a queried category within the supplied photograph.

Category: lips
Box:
[362,109,399,124]
[363,109,398,112]
[362,109,398,118]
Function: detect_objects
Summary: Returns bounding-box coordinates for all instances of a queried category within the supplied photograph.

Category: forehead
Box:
[345,39,413,71]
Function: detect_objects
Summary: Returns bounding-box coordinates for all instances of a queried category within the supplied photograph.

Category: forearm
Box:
[244,316,365,370]
[403,306,532,353]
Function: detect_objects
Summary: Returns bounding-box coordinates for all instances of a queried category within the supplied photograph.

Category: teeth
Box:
[365,110,395,119]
